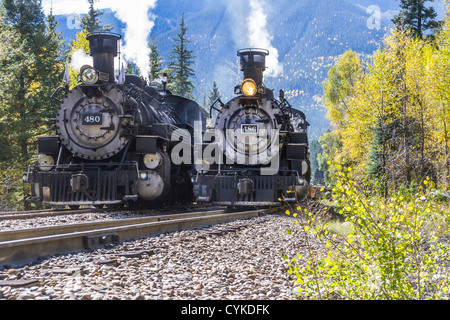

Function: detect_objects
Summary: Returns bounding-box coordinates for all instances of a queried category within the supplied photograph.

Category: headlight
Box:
[37,154,54,172]
[139,171,148,180]
[195,160,211,172]
[143,153,162,170]
[241,79,257,97]
[80,66,98,85]
[302,160,309,175]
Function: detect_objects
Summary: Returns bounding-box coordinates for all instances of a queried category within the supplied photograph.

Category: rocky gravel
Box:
[0,211,127,231]
[0,205,218,231]
[0,213,322,300]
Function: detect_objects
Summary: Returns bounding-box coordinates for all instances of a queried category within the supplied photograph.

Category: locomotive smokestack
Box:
[237,48,269,86]
[86,32,122,83]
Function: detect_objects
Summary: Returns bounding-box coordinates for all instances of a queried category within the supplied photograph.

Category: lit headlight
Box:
[80,66,98,85]
[143,153,162,170]
[37,154,54,172]
[241,79,257,97]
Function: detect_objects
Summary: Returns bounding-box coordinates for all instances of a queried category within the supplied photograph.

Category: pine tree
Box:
[81,0,112,33]
[0,0,64,209]
[168,12,196,99]
[1,0,64,161]
[208,81,221,106]
[125,61,140,76]
[148,35,164,87]
[202,94,207,110]
[392,0,441,38]
[309,140,325,185]
[207,81,221,116]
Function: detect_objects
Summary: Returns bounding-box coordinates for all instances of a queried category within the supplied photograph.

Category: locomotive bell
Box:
[237,48,269,86]
[86,32,122,83]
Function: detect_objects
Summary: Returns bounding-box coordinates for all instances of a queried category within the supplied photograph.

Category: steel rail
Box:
[0,208,103,220]
[0,209,227,242]
[0,209,264,267]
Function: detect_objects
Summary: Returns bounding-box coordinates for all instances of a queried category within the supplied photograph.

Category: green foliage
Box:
[0,0,64,210]
[323,50,361,128]
[125,61,140,76]
[282,164,450,300]
[208,81,221,106]
[310,139,324,185]
[392,0,441,38]
[207,80,221,116]
[168,12,196,99]
[316,131,342,187]
[322,20,450,190]
[148,35,164,88]
[81,0,112,33]
[0,162,27,211]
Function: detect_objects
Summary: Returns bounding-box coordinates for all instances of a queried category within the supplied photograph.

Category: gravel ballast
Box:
[0,213,321,300]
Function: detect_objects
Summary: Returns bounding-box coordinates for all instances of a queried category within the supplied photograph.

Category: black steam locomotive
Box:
[24,32,207,208]
[193,48,310,207]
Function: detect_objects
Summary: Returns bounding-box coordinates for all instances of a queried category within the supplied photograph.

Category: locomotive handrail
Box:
[50,86,68,104]
[195,168,302,181]
[209,98,225,118]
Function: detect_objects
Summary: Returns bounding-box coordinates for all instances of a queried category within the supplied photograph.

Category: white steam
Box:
[43,0,157,79]
[106,0,157,78]
[247,0,282,77]
[70,48,93,70]
[224,0,283,78]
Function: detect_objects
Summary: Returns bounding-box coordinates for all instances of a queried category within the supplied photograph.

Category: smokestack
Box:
[86,32,122,83]
[237,48,269,86]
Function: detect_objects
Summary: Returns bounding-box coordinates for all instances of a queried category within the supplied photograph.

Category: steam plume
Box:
[106,0,157,78]
[224,0,283,78]
[246,0,282,77]
[42,0,158,79]
[70,48,92,71]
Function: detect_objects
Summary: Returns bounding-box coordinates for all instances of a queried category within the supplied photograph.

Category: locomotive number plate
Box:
[241,124,258,134]
[82,113,103,125]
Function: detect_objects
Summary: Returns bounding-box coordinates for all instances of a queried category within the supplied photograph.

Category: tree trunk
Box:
[403,97,411,187]
[443,103,449,188]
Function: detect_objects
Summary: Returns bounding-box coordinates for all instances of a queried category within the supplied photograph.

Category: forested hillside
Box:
[317,0,450,192]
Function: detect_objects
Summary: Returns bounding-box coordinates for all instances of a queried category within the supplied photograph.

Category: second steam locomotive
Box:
[25,32,206,208]
[193,48,311,207]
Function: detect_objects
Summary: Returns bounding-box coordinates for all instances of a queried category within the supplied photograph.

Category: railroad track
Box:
[0,208,103,221]
[0,208,265,268]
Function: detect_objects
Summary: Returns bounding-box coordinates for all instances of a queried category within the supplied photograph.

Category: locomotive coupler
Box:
[70,174,89,193]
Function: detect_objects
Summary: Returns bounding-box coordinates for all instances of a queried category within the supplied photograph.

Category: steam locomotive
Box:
[193,48,310,207]
[24,32,207,208]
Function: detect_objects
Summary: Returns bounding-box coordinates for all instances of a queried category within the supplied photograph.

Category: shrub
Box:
[282,166,450,300]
